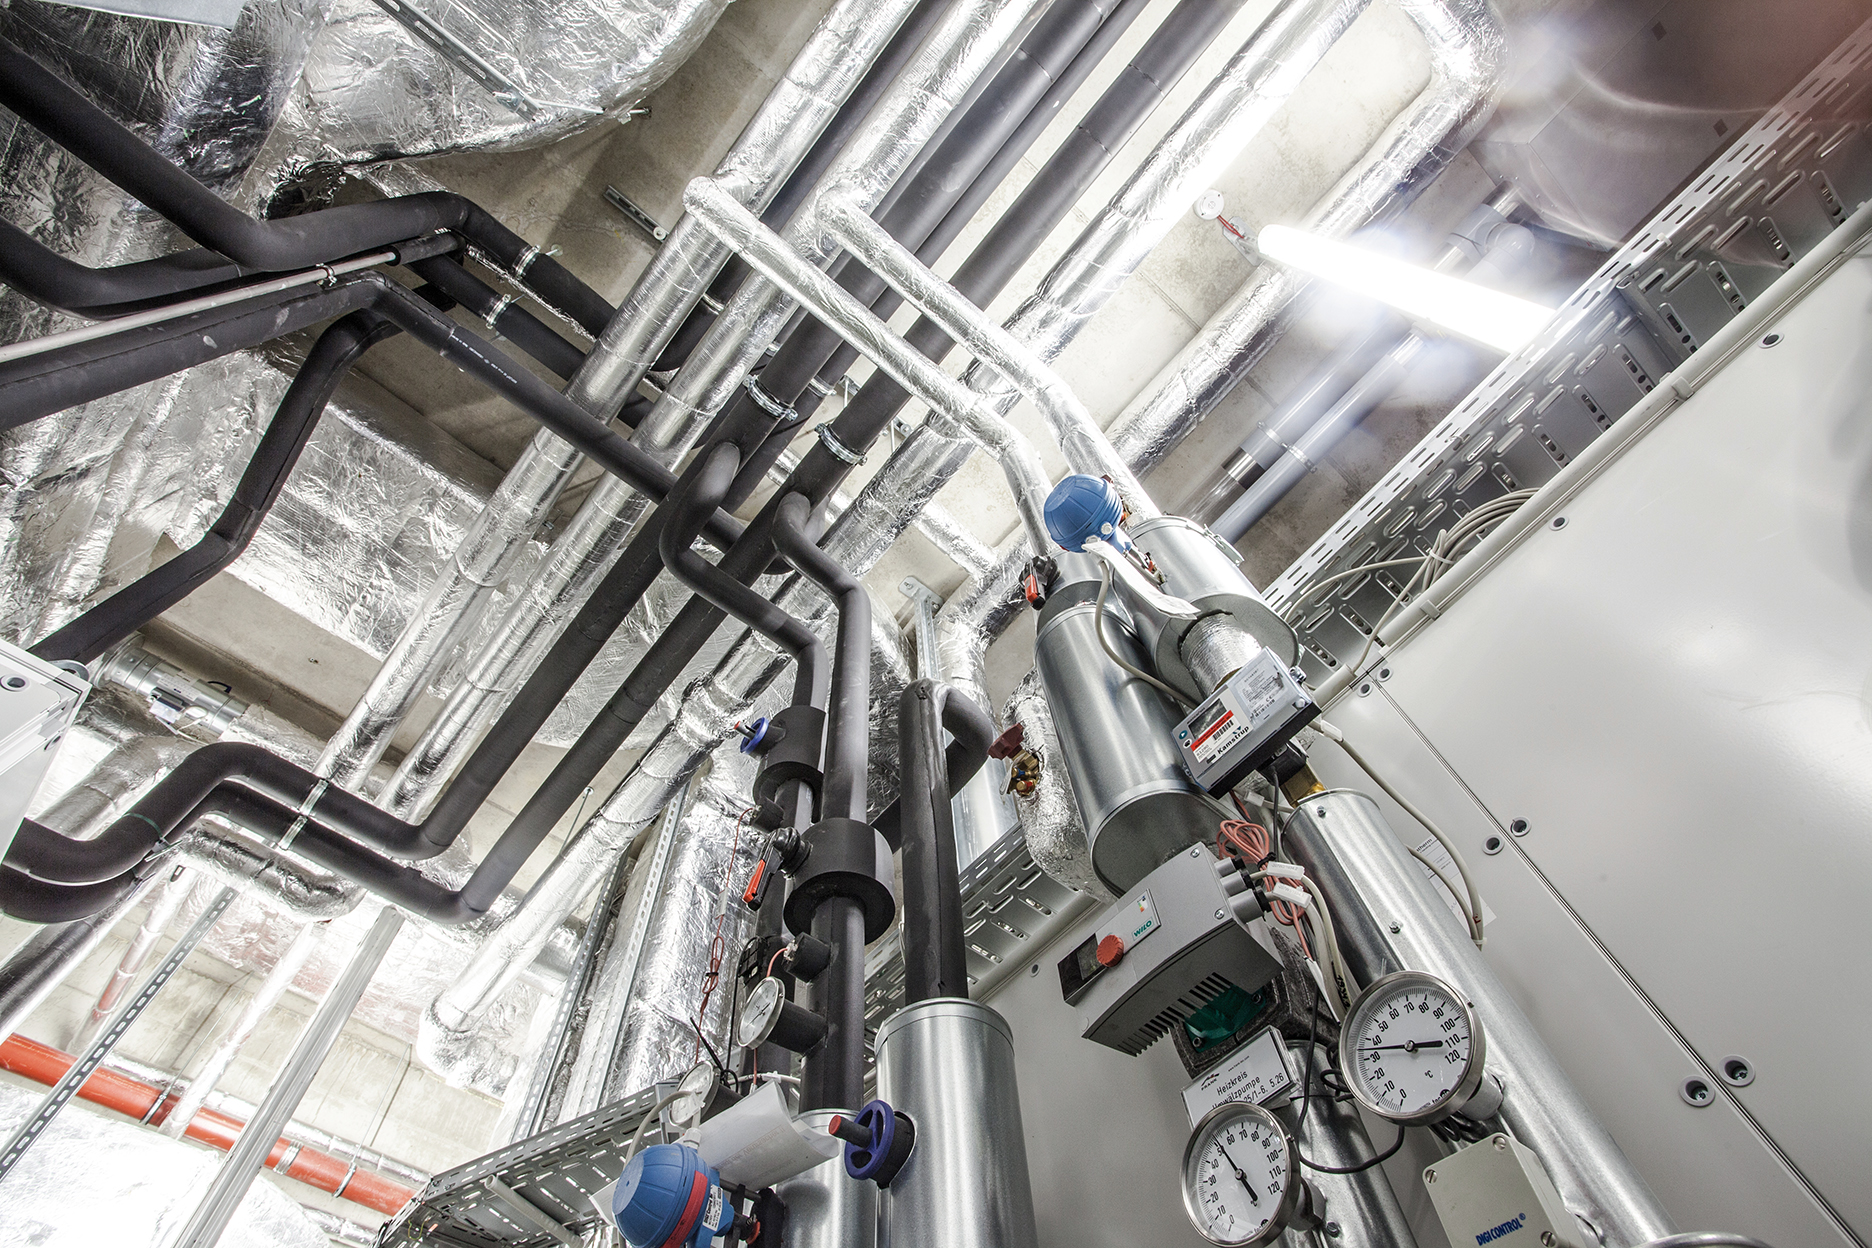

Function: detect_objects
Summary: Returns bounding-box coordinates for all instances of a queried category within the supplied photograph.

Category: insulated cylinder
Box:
[1033,555,1221,892]
[775,1109,877,1248]
[874,1000,1037,1248]
[1129,515,1296,697]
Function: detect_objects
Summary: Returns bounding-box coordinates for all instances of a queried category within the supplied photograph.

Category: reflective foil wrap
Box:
[1107,0,1507,476]
[0,1082,328,1247]
[271,0,728,166]
[1005,670,1108,899]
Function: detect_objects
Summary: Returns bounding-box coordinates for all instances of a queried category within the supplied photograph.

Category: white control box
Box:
[1424,1134,1585,1248]
[0,640,90,860]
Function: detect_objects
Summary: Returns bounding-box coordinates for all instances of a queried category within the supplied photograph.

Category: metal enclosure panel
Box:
[1312,244,1872,1243]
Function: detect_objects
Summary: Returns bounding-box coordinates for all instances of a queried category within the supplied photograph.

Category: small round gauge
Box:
[1338,970,1487,1125]
[1180,1102,1301,1247]
[736,975,784,1048]
[670,1061,716,1130]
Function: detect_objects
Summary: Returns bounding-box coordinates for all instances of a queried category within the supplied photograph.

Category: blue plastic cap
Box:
[614,1143,723,1248]
[1044,474,1128,553]
[736,717,769,755]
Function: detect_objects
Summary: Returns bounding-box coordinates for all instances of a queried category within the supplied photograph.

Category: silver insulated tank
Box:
[775,1109,877,1248]
[1033,552,1222,892]
[1129,515,1297,698]
[875,999,1037,1248]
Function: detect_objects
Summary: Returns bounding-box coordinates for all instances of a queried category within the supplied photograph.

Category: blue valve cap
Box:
[613,1142,732,1248]
[1044,474,1128,553]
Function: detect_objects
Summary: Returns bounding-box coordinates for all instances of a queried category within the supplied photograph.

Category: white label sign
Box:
[1414,834,1499,928]
[1181,1028,1293,1127]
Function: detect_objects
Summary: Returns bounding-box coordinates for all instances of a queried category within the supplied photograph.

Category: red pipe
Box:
[0,1034,416,1216]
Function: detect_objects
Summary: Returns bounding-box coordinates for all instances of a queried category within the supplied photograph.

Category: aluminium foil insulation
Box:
[265,0,727,169]
[0,0,328,642]
[568,749,764,1113]
[0,1083,328,1248]
[638,0,1051,449]
[1106,0,1508,477]
[309,0,922,788]
[1004,668,1110,899]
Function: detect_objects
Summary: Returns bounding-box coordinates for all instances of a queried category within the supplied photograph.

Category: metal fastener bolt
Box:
[1720,1055,1754,1087]
[1316,806,1328,817]
[1358,681,1372,696]
[1292,695,1310,710]
[1493,1136,1509,1151]
[1425,1169,1436,1184]
[1509,818,1530,837]
[1483,835,1504,855]
[1324,1223,1342,1239]
[1543,1234,1557,1247]
[1377,666,1392,681]
[1760,332,1782,348]
[0,675,24,691]
[1550,515,1568,530]
[1388,922,1402,934]
[1214,909,1226,921]
[1680,1076,1714,1107]
[1029,963,1040,976]
[1191,846,1202,858]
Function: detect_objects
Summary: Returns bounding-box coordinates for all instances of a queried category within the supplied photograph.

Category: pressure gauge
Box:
[1180,1102,1303,1247]
[1339,970,1497,1125]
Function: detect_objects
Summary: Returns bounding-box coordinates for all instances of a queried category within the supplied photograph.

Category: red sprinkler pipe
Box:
[0,1034,416,1215]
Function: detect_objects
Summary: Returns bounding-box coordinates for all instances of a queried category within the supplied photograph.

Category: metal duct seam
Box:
[314,0,925,788]
[1106,0,1508,476]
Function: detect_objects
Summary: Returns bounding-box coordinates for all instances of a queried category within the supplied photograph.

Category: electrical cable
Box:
[623,1091,694,1165]
[1295,979,1408,1174]
[1095,564,1195,709]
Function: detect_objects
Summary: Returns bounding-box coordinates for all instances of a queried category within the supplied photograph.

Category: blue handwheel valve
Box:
[829,1099,916,1187]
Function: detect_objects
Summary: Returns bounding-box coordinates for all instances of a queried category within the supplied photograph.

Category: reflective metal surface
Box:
[1280,1041,1420,1248]
[775,1109,878,1248]
[1031,557,1219,893]
[874,999,1038,1248]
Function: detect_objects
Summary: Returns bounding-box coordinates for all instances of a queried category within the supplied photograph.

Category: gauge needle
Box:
[1358,1040,1445,1053]
[1217,1145,1259,1203]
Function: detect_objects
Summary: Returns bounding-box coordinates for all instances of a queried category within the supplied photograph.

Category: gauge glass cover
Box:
[736,976,782,1048]
[1339,970,1485,1125]
[1180,1102,1299,1247]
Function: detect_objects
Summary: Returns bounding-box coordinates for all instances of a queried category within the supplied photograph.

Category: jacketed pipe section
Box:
[1284,789,1675,1245]
[636,0,1050,450]
[374,0,1043,818]
[1106,0,1507,477]
[682,178,1057,552]
[312,0,925,789]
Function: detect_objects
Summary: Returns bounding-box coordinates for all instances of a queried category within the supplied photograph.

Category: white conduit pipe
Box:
[635,0,1051,448]
[682,177,1058,552]
[374,0,1040,818]
[312,0,927,790]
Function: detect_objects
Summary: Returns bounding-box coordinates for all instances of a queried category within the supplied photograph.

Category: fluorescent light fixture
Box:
[1257,224,1554,353]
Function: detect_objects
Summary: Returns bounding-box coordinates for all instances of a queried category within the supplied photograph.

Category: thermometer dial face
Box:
[1339,970,1486,1124]
[1180,1102,1300,1247]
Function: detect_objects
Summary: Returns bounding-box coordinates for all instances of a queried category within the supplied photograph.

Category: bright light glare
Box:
[1257,224,1554,353]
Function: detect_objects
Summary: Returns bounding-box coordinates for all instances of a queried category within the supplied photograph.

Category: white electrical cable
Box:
[1300,875,1356,1013]
[622,1091,693,1165]
[1311,717,1487,947]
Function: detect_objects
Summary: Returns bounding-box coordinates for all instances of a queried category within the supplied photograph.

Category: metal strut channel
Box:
[0,883,237,1182]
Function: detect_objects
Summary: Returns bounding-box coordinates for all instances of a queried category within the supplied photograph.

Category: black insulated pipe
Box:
[28,311,400,664]
[802,896,868,1111]
[0,217,254,316]
[404,256,588,379]
[0,35,614,337]
[896,680,994,1002]
[770,493,869,825]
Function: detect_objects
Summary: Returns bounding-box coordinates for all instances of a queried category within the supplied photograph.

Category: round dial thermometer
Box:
[1180,1102,1301,1246]
[1339,970,1490,1125]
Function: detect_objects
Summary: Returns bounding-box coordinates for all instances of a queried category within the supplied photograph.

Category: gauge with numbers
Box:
[1180,1102,1302,1246]
[1338,969,1490,1125]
